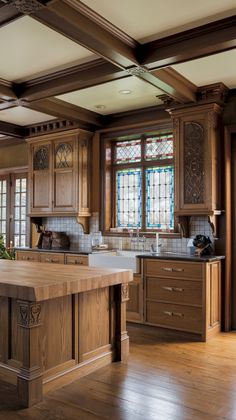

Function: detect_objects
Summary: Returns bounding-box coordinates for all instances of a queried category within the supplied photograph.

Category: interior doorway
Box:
[231,134,236,329]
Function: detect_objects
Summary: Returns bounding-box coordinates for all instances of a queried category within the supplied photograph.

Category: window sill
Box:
[103,230,181,239]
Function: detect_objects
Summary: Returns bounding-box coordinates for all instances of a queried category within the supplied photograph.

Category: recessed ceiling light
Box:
[94,104,106,110]
[119,90,132,95]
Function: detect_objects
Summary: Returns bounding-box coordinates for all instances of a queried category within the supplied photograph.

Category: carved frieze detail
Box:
[18,301,41,328]
[121,284,129,302]
[11,0,45,14]
[184,122,204,204]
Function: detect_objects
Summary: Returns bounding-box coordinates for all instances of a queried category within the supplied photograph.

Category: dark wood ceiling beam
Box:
[0,80,18,101]
[141,16,236,69]
[0,121,25,138]
[148,68,197,103]
[18,59,129,101]
[25,98,105,128]
[0,3,22,27]
[33,0,138,68]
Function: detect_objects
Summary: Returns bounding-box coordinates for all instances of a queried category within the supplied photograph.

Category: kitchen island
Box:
[0,260,132,407]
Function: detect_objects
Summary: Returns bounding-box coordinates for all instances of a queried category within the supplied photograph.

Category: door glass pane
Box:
[14,177,28,247]
[0,179,7,244]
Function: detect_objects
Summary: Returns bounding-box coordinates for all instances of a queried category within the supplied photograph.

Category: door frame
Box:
[224,124,236,331]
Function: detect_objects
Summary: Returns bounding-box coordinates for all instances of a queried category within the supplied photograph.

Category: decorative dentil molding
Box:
[9,0,45,14]
[18,301,41,328]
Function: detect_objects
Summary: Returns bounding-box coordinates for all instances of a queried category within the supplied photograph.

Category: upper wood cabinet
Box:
[27,129,92,217]
[169,103,222,216]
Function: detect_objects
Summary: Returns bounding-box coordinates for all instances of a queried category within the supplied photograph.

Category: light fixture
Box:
[119,89,132,95]
[94,104,106,110]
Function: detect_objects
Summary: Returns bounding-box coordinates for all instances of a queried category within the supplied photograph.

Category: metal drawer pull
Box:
[162,286,184,292]
[161,267,184,272]
[75,261,83,265]
[173,312,184,317]
[163,311,184,317]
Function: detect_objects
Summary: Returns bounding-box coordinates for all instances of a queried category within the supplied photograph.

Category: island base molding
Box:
[0,282,130,408]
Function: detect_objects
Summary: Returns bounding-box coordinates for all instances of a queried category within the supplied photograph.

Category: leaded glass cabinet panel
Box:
[30,142,52,213]
[53,140,76,212]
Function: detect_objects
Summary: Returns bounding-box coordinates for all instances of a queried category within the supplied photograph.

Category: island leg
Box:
[112,283,129,362]
[17,301,43,408]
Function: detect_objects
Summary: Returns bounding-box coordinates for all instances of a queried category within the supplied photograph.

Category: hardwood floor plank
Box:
[1,325,236,419]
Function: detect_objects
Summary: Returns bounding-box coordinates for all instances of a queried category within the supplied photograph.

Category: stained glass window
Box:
[116,169,142,227]
[113,131,174,231]
[145,134,173,160]
[34,147,49,170]
[55,143,73,168]
[0,179,7,244]
[115,140,141,164]
[14,177,27,247]
[146,166,174,229]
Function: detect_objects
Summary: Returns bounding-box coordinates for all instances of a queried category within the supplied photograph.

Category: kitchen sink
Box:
[89,250,147,273]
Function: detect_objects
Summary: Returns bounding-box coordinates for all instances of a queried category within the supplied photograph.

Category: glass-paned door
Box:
[12,174,28,247]
[0,176,8,244]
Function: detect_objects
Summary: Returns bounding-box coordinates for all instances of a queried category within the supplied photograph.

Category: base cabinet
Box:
[126,274,143,323]
[16,250,88,266]
[143,259,221,341]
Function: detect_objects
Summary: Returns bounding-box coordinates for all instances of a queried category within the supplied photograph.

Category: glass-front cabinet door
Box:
[53,139,76,212]
[30,142,52,213]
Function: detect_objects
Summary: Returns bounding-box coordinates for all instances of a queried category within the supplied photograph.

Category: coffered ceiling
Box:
[0,0,235,144]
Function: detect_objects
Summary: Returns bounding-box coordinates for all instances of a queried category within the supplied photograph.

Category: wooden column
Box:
[112,284,129,362]
[17,301,43,408]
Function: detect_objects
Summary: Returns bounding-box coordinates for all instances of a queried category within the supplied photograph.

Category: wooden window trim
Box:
[100,127,177,236]
[0,168,29,248]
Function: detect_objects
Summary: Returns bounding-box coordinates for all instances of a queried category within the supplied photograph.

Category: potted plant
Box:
[0,235,15,260]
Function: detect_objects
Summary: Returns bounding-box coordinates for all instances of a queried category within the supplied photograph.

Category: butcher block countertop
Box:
[0,260,132,302]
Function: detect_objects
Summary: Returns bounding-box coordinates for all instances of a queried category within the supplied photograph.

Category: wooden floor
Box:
[1,324,236,419]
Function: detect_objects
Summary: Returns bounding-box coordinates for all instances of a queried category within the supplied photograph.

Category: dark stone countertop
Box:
[14,247,114,255]
[136,253,225,262]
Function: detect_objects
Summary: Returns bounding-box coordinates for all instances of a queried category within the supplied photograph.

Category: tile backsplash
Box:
[43,214,214,253]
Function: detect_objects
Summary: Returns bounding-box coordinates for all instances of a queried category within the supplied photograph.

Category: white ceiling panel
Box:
[0,16,96,82]
[0,107,56,126]
[82,0,236,42]
[173,50,236,89]
[57,77,163,115]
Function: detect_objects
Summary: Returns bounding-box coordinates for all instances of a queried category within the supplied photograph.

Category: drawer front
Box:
[16,251,40,262]
[40,253,65,264]
[146,301,202,333]
[65,254,88,266]
[146,277,202,306]
[145,259,203,280]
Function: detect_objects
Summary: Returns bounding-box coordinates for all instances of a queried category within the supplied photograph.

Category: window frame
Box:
[100,125,176,235]
[0,167,29,248]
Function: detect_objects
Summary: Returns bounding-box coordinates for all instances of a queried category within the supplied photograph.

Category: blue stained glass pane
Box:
[116,169,142,227]
[146,166,174,230]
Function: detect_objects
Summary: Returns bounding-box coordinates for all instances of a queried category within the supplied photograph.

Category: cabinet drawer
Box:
[40,253,65,264]
[146,301,202,333]
[145,259,203,280]
[146,277,202,306]
[16,251,40,262]
[65,254,88,266]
